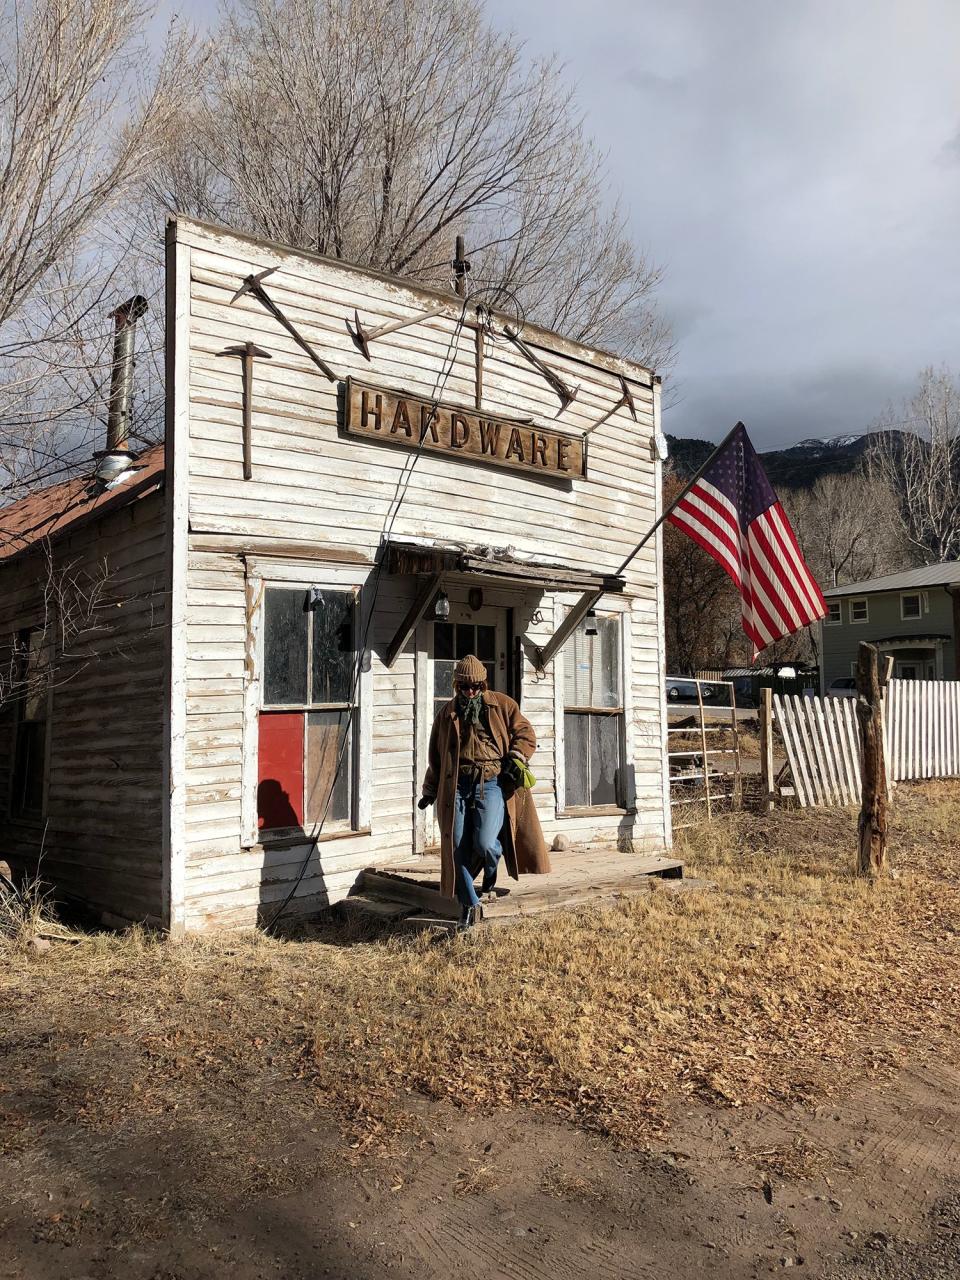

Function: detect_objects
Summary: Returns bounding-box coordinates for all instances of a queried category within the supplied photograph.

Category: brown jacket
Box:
[422,690,551,898]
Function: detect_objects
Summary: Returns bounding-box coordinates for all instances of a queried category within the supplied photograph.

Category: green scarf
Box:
[458,691,484,725]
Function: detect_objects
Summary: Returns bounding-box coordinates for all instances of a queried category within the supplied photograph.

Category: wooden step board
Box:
[354,853,684,924]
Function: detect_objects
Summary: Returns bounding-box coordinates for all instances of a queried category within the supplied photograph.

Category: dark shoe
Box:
[457,903,484,931]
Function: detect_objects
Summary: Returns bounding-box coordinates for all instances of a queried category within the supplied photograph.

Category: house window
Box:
[901,592,922,621]
[258,587,357,834]
[850,598,869,623]
[9,628,48,819]
[825,600,842,625]
[563,613,624,808]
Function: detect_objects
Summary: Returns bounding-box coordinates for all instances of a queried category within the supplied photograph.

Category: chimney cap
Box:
[109,294,148,325]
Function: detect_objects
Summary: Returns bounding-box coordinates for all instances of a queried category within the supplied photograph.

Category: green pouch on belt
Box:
[504,754,536,789]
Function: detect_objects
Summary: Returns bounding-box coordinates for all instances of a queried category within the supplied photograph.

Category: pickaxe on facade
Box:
[230,267,337,382]
[217,341,273,479]
[583,375,638,436]
[346,304,448,362]
[501,325,578,412]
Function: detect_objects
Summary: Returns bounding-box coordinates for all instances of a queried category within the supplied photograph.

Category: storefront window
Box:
[258,587,356,833]
[562,613,624,808]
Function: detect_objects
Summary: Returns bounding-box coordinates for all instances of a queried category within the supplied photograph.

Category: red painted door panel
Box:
[258,711,304,830]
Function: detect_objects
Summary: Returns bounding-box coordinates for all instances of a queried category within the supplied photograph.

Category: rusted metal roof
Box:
[0,444,164,563]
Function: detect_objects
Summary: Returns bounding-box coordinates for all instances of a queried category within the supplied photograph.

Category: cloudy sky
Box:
[159,1,960,449]
[482,0,960,447]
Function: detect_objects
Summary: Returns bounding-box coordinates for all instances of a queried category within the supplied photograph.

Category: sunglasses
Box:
[459,681,484,692]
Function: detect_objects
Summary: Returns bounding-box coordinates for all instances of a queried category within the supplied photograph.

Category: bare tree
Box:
[0,0,195,495]
[869,367,960,566]
[784,469,906,590]
[150,0,671,368]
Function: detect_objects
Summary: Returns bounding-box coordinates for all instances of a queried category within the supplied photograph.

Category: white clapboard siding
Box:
[172,217,670,930]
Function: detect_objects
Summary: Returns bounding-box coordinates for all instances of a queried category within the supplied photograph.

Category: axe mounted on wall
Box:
[217,341,273,479]
[230,267,337,382]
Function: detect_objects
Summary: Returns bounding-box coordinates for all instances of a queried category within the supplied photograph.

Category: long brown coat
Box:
[422,690,551,899]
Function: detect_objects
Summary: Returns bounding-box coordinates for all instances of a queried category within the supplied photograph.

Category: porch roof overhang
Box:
[382,538,626,595]
[380,538,626,671]
[874,634,950,648]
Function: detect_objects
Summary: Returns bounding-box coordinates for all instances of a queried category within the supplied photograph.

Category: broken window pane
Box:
[263,589,307,705]
[311,590,354,704]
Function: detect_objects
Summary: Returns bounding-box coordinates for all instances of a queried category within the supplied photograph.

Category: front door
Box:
[423,604,508,850]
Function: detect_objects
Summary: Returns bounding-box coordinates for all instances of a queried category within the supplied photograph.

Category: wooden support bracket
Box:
[532,587,604,671]
[384,574,443,670]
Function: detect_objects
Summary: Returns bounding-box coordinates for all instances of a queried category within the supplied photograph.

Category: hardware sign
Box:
[343,378,587,479]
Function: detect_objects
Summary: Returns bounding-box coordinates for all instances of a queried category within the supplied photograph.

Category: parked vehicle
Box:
[826,677,857,698]
[666,677,725,704]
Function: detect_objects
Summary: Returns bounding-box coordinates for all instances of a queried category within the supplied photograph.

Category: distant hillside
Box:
[665,430,905,490]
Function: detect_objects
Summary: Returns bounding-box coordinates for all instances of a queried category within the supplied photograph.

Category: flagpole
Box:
[533,421,747,672]
[615,420,744,577]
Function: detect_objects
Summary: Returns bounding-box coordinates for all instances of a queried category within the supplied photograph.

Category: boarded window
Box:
[562,613,624,809]
[258,587,357,834]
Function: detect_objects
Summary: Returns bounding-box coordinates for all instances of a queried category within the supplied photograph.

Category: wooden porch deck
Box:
[347,847,684,930]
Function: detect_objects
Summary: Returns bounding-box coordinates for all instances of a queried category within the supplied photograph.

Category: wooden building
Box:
[0,216,672,933]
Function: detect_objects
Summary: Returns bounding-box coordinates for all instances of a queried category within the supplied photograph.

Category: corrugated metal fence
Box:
[772,679,960,808]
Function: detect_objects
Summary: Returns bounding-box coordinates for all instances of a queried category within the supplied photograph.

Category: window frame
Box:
[241,562,372,849]
[824,599,842,626]
[849,597,869,624]
[554,599,635,816]
[900,591,923,621]
[6,626,52,824]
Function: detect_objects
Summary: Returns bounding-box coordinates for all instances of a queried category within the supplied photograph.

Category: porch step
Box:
[356,853,684,924]
[358,868,461,919]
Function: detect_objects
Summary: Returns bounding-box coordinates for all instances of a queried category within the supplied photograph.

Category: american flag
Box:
[667,423,827,655]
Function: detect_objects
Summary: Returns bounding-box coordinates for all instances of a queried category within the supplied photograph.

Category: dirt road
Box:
[3,1051,960,1279]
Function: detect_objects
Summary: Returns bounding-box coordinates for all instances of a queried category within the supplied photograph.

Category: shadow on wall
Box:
[255,778,332,933]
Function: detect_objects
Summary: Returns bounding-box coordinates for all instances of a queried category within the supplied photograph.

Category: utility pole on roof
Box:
[453,235,470,298]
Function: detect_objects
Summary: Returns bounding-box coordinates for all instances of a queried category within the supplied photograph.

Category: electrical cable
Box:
[263,295,471,931]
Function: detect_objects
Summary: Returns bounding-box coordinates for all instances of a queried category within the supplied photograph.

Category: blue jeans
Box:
[452,775,504,908]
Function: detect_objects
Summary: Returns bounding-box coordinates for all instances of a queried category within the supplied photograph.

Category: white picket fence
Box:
[885,678,960,781]
[772,679,960,808]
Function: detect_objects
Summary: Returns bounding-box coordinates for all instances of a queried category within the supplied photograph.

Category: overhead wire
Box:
[263,290,472,930]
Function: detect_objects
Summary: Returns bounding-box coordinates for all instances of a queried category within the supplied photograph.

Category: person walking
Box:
[419,654,550,929]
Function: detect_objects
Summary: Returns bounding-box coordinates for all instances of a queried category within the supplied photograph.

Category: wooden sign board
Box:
[343,378,587,480]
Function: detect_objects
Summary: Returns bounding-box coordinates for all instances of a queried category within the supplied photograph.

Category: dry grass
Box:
[0,869,79,946]
[2,782,960,1195]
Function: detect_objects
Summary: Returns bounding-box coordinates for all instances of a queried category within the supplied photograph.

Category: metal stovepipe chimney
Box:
[105,294,149,452]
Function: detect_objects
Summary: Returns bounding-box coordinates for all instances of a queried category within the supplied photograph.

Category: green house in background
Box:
[821,563,960,691]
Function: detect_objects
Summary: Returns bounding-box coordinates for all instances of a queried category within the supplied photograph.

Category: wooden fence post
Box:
[760,686,775,811]
[856,641,888,877]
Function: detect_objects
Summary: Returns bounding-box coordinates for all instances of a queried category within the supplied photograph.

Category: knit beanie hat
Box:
[454,654,487,685]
